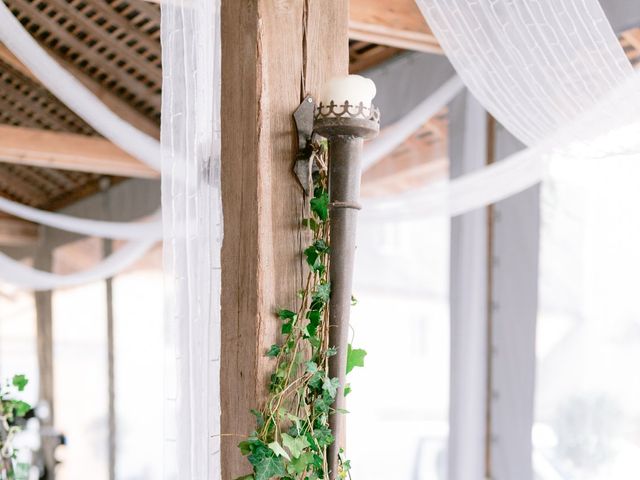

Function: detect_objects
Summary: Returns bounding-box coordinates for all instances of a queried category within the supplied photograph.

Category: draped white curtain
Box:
[392,1,640,479]
[160,0,222,478]
[365,0,640,222]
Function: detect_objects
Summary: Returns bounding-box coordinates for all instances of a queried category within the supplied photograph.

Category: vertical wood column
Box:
[220,1,348,477]
[33,248,56,479]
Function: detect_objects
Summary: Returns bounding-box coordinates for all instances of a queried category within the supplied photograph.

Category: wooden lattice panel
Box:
[0,163,102,209]
[0,57,95,134]
[3,0,162,123]
[0,54,105,210]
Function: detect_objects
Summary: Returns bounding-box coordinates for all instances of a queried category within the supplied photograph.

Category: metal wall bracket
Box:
[293,95,316,195]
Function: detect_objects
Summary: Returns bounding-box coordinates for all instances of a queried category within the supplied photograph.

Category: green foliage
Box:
[11,375,28,392]
[266,344,281,358]
[1,375,30,478]
[236,143,362,480]
[346,345,367,375]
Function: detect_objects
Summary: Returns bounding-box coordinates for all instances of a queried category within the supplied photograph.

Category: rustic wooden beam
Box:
[0,41,160,139]
[33,249,56,478]
[0,125,158,178]
[141,0,441,54]
[362,117,448,196]
[220,0,348,477]
[0,216,39,246]
[349,0,442,54]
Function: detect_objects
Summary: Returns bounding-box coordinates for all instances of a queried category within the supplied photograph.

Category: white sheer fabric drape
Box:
[383,2,640,479]
[161,1,222,478]
[415,0,633,146]
[364,0,640,222]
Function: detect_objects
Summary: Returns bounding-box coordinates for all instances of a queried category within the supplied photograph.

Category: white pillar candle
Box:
[319,74,377,110]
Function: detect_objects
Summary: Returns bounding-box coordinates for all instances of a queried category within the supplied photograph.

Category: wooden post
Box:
[220,1,348,477]
[33,248,56,479]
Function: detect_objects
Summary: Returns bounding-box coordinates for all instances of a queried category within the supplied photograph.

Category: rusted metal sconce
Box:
[295,75,380,477]
[314,98,379,476]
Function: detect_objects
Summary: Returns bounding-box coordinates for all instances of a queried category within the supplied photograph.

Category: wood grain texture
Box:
[349,0,442,53]
[0,216,38,246]
[0,125,157,178]
[220,0,348,476]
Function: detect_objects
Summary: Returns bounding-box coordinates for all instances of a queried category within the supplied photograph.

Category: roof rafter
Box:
[0,125,158,179]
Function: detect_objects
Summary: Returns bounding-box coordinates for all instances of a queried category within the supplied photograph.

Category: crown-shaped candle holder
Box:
[314,100,380,139]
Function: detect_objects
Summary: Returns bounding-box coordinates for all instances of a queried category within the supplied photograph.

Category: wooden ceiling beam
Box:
[0,216,39,247]
[140,0,442,54]
[0,125,158,179]
[361,115,449,196]
[349,0,442,54]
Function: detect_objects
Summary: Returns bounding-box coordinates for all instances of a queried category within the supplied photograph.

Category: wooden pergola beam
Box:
[362,116,449,196]
[0,216,39,246]
[0,125,158,178]
[140,0,442,54]
[349,0,442,54]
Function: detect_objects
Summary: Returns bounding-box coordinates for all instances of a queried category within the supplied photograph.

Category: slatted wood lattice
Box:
[0,0,161,212]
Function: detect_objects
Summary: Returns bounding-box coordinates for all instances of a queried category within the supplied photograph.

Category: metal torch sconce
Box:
[294,75,380,478]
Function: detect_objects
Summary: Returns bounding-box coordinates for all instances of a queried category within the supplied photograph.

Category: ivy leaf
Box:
[287,452,314,475]
[310,191,329,221]
[313,282,331,303]
[313,425,334,448]
[282,433,310,459]
[322,377,340,399]
[239,441,253,456]
[266,344,281,358]
[326,347,338,357]
[305,361,318,374]
[308,371,324,390]
[304,246,324,273]
[254,455,286,480]
[281,322,293,335]
[312,239,330,253]
[346,345,367,374]
[351,294,358,306]
[306,310,321,337]
[277,309,297,321]
[344,384,352,397]
[12,374,28,392]
[301,218,318,232]
[285,413,302,436]
[247,439,271,466]
[12,400,31,417]
[268,441,291,461]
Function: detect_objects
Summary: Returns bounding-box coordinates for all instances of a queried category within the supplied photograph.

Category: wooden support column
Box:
[220,1,348,478]
[33,247,56,479]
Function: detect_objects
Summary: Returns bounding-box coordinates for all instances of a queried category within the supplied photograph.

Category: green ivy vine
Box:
[1,375,30,480]
[236,141,366,480]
